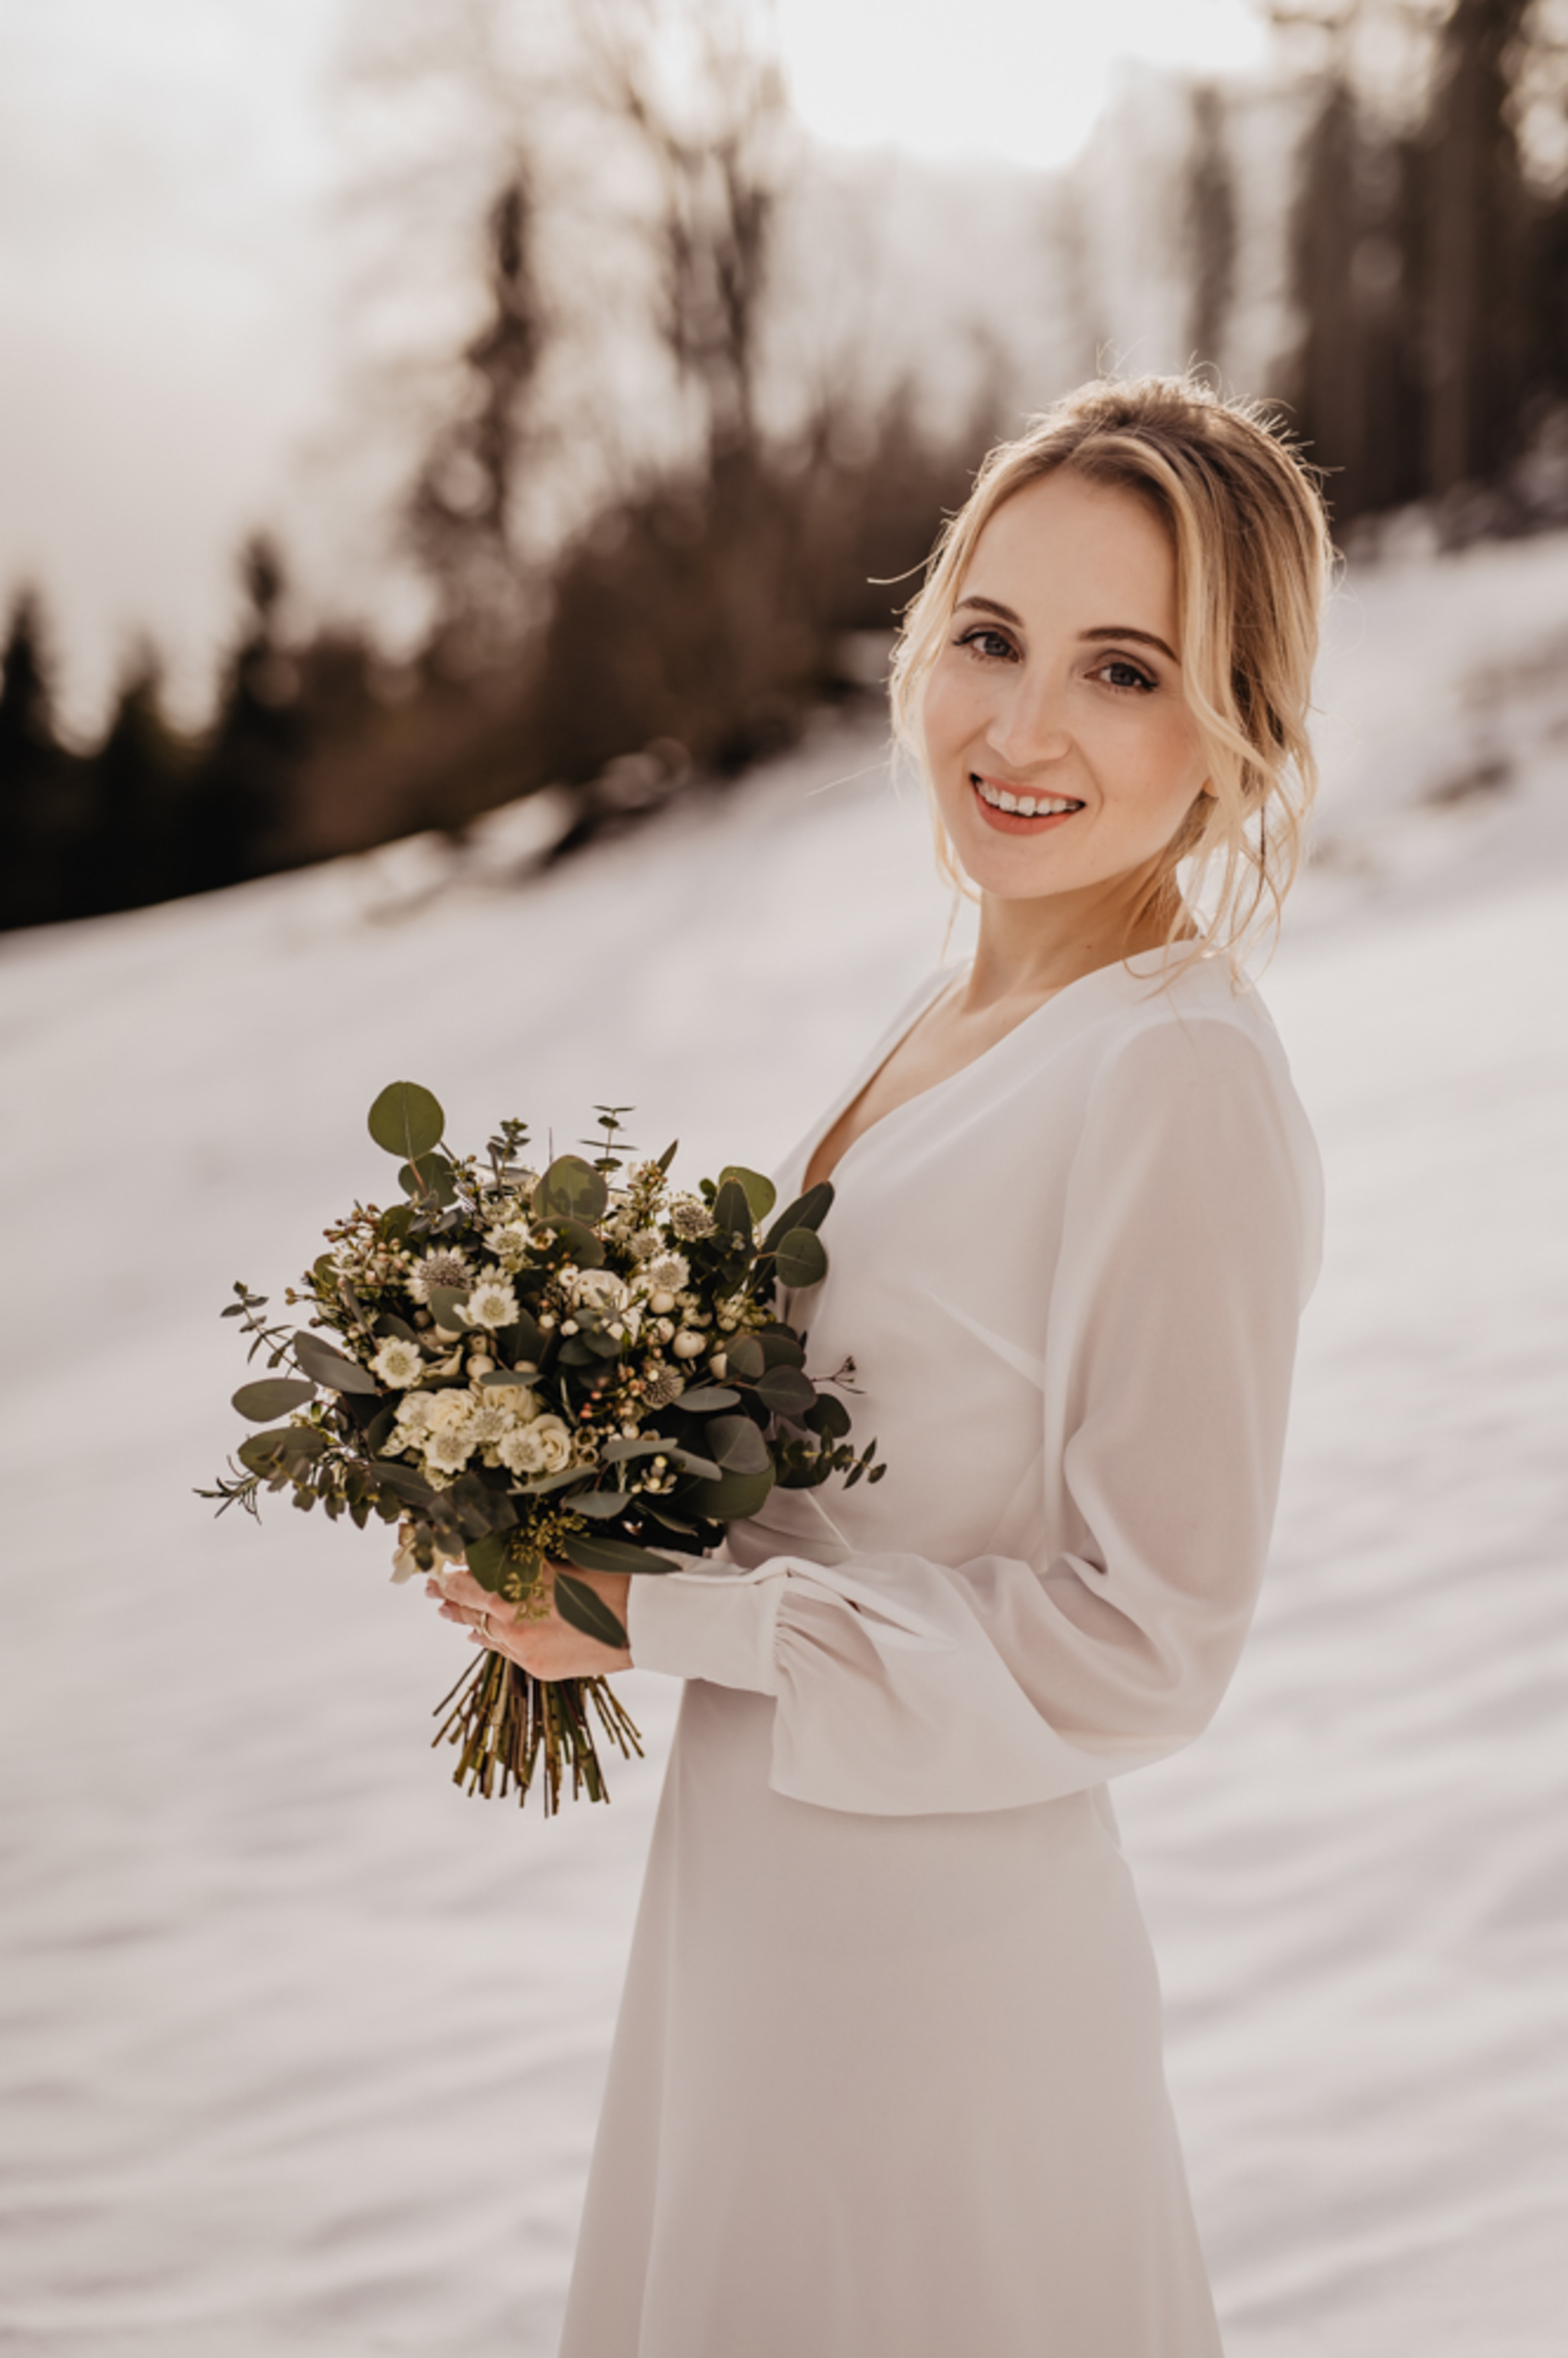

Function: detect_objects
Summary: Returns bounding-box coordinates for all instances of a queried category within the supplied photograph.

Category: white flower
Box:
[628,1227,662,1261]
[407,1246,473,1304]
[394,1390,437,1432]
[643,1252,689,1295]
[572,1268,629,1313]
[485,1220,534,1272]
[371,1337,424,1389]
[466,1275,520,1328]
[501,1413,573,1475]
[465,1394,518,1465]
[668,1194,714,1240]
[427,1390,473,1434]
[424,1424,475,1475]
[389,1525,424,1583]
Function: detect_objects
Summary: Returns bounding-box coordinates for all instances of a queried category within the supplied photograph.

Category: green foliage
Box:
[534,1155,609,1223]
[292,1331,379,1393]
[773,1226,828,1289]
[554,1573,630,1651]
[718,1166,776,1223]
[368,1081,446,1162]
[232,1377,316,1422]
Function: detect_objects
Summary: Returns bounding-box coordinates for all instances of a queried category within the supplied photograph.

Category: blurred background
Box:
[2,4,1566,2355]
[8,0,1568,913]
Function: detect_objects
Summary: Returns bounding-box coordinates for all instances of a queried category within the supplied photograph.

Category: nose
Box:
[984,664,1072,772]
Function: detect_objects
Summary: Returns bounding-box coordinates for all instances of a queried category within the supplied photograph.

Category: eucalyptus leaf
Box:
[671,1383,739,1411]
[293,1331,379,1394]
[763,1181,833,1249]
[399,1154,457,1207]
[808,1391,852,1439]
[717,1165,776,1223]
[534,1155,609,1223]
[680,1466,775,1523]
[367,1461,436,1502]
[560,1533,681,1576]
[774,1226,828,1289]
[426,1284,472,1331]
[754,1365,816,1416]
[465,1529,518,1592]
[237,1429,292,1475]
[668,1447,722,1480]
[554,1573,629,1651]
[705,1413,772,1475]
[711,1177,753,1236]
[549,1216,606,1268]
[508,1308,547,1360]
[572,1488,634,1517]
[232,1377,316,1422]
[368,1079,445,1162]
[511,1466,588,1496]
[602,1435,673,1463]
[724,1335,765,1381]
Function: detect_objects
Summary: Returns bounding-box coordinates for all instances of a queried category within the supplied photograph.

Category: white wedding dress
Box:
[558,948,1322,2358]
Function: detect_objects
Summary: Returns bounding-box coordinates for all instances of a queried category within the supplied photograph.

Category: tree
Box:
[0,590,73,930]
[181,537,302,893]
[407,168,547,660]
[587,0,788,463]
[74,653,191,917]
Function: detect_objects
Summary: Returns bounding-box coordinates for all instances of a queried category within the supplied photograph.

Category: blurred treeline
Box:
[5,0,1568,931]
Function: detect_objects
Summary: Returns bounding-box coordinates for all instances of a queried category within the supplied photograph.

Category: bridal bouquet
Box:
[204,1083,881,1812]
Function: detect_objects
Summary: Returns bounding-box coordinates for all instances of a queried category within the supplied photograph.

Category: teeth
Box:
[976,777,1080,818]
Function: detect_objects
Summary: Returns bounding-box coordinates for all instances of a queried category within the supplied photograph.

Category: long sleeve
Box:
[629,1010,1321,1815]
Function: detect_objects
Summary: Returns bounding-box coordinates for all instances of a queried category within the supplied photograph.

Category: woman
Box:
[432,374,1331,2355]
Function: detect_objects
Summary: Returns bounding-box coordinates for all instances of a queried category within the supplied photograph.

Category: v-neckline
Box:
[795,948,1191,1196]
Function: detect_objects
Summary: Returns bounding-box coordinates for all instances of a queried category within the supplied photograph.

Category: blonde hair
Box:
[888,374,1334,964]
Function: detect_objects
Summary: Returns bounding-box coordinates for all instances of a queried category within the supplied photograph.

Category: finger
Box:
[433,1566,491,1612]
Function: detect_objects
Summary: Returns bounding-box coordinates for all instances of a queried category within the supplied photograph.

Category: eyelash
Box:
[952,627,1157,695]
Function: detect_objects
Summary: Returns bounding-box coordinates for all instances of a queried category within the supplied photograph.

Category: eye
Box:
[955,625,1018,663]
[1093,656,1157,694]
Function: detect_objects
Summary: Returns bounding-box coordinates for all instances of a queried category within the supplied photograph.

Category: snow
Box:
[2,530,1566,2354]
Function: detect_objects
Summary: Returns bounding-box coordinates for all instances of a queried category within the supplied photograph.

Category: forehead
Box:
[963,469,1177,622]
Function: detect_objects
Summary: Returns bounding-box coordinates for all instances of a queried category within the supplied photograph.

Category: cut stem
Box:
[432,1651,643,1812]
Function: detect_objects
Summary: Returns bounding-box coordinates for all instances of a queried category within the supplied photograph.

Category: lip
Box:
[969,774,1085,834]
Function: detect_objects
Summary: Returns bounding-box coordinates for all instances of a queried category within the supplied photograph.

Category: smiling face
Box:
[920,467,1210,921]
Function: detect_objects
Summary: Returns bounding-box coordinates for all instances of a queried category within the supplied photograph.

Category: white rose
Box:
[427,1390,472,1434]
[573,1268,629,1314]
[511,1413,573,1474]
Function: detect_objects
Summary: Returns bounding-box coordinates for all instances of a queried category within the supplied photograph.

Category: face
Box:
[920,469,1209,913]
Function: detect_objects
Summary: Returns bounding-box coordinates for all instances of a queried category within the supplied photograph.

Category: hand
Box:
[425,1559,633,1680]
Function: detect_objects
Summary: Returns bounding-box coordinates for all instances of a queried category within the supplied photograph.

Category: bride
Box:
[430,373,1331,2356]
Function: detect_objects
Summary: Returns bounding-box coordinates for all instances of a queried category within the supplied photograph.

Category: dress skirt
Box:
[558,1679,1223,2358]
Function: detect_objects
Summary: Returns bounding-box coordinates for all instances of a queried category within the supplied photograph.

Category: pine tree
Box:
[0,590,71,930]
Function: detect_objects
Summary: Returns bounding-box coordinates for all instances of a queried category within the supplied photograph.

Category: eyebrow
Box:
[954,594,1178,666]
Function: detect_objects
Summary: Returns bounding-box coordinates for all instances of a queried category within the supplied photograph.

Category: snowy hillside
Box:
[2,527,1566,2356]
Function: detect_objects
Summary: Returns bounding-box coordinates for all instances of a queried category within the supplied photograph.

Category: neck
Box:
[965,866,1187,1009]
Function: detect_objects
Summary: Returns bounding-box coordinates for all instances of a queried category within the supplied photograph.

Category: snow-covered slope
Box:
[2,531,1566,2356]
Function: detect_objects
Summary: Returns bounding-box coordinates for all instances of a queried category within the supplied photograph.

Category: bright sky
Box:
[0,0,1273,724]
[773,0,1268,168]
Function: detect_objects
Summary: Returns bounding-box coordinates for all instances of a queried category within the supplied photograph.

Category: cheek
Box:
[920,658,980,763]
